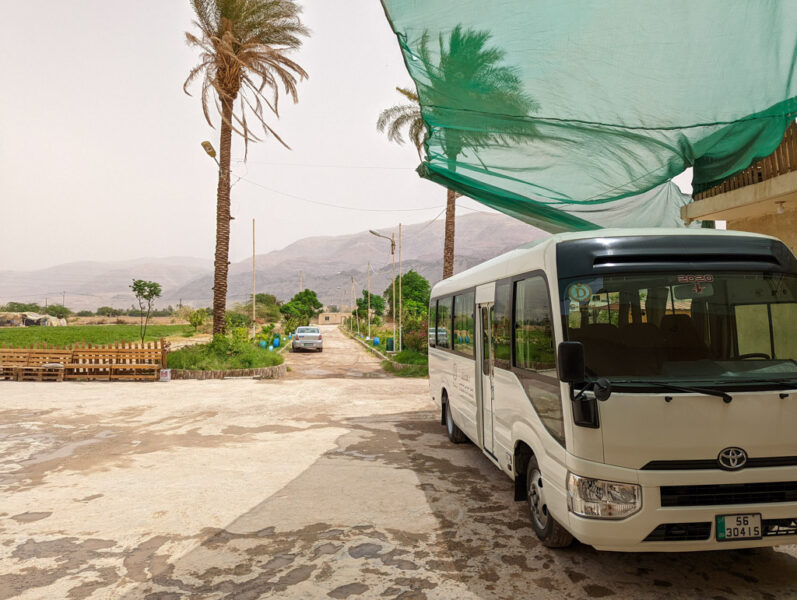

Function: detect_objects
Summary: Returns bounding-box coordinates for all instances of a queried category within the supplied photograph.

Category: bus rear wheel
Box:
[443,397,467,444]
[526,457,573,548]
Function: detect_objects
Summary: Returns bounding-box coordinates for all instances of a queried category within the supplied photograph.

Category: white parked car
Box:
[292,326,323,352]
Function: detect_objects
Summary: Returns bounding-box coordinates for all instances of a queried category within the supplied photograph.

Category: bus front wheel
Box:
[443,398,467,444]
[526,456,573,548]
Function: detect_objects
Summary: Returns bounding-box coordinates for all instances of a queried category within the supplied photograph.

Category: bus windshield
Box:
[559,271,797,385]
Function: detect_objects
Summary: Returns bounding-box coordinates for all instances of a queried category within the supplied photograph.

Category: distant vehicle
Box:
[428,327,449,346]
[429,228,797,552]
[293,326,323,352]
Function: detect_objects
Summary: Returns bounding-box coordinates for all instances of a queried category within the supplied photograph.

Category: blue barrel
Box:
[373,336,380,346]
[386,337,394,351]
[258,340,267,349]
[273,336,280,348]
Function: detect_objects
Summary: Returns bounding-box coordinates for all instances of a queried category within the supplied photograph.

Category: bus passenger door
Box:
[479,304,495,455]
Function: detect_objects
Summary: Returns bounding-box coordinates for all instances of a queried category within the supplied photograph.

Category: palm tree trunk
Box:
[212,97,234,334]
[443,188,456,279]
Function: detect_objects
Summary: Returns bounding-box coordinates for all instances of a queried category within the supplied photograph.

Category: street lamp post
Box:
[369,229,396,352]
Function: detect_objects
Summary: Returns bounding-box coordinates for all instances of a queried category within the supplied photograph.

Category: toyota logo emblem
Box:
[718,447,748,470]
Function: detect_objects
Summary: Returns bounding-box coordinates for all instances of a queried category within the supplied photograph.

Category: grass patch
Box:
[382,360,428,378]
[0,324,192,347]
[393,349,428,366]
[167,337,283,371]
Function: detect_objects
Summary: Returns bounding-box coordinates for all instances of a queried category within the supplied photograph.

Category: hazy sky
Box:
[0,1,692,271]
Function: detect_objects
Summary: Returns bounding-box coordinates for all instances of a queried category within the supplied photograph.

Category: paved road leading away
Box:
[285,326,386,379]
[1,328,796,599]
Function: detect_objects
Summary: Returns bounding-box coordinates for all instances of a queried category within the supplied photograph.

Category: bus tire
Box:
[526,456,573,548]
[443,397,467,444]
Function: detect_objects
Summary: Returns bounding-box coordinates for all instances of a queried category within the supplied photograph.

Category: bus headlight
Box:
[567,473,641,519]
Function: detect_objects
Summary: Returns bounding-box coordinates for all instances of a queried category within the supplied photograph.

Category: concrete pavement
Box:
[1,326,796,599]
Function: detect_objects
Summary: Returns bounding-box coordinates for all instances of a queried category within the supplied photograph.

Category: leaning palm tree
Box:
[378,87,464,280]
[378,87,460,280]
[379,26,537,280]
[184,0,308,334]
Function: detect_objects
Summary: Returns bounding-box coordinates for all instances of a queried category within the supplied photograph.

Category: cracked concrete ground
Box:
[1,326,796,599]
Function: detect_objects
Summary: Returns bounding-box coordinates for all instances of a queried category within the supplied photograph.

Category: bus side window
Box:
[437,297,452,349]
[429,300,437,348]
[514,277,556,370]
[493,280,512,370]
[514,276,564,446]
[454,292,475,356]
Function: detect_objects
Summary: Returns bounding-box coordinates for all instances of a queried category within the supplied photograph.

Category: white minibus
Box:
[428,228,797,551]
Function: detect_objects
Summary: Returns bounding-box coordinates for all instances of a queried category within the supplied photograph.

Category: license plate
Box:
[716,513,762,541]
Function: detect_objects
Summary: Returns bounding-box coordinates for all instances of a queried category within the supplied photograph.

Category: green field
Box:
[0,325,192,347]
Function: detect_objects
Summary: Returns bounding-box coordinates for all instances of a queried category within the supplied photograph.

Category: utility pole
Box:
[398,223,402,353]
[367,261,371,339]
[350,276,355,333]
[252,218,256,339]
[368,229,396,351]
[391,232,396,351]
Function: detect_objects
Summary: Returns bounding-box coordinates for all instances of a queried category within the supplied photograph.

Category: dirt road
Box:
[285,326,386,379]
[1,328,796,599]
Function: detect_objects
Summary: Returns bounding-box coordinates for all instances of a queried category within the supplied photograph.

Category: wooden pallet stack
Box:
[0,339,166,382]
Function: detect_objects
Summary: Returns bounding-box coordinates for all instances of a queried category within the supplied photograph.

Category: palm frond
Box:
[376,85,426,155]
[184,0,309,154]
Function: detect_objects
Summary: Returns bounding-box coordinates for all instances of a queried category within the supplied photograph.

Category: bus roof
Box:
[431,228,784,298]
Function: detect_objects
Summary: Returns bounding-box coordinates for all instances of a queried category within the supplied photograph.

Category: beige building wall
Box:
[727,209,797,255]
[682,170,797,255]
[315,312,346,325]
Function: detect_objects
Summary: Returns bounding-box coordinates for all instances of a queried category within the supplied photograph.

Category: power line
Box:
[232,171,442,213]
[234,160,414,171]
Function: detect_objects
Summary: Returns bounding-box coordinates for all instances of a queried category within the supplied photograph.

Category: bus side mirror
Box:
[557,342,585,383]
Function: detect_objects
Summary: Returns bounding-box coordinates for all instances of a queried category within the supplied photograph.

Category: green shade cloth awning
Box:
[381,0,797,231]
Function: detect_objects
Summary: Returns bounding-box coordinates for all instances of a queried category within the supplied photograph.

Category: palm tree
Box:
[184,0,308,334]
[379,26,536,280]
[378,87,463,280]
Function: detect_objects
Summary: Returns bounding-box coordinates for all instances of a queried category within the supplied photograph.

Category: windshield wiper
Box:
[722,378,797,389]
[610,380,733,403]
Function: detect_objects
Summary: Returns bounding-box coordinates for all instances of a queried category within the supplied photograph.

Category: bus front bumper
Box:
[562,462,797,552]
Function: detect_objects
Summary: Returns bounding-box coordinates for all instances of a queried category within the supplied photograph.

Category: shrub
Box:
[403,317,428,353]
[167,332,283,370]
[226,311,252,329]
[76,310,94,317]
[189,308,207,329]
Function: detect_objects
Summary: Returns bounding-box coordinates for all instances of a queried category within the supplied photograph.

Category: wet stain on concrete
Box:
[3,368,797,600]
[10,511,51,522]
[327,582,369,598]
[348,542,383,558]
[584,583,616,597]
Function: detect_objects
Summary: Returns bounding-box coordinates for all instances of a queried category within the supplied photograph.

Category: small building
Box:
[315,312,347,325]
[682,122,797,252]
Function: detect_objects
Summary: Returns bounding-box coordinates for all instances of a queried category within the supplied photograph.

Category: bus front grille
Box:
[661,482,797,507]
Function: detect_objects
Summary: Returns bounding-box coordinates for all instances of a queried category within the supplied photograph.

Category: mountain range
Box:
[0,213,547,311]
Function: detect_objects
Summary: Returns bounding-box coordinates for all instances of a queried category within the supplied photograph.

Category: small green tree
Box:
[130,279,162,343]
[355,290,385,318]
[44,305,72,319]
[189,308,207,330]
[383,270,431,317]
[280,289,323,327]
[96,306,122,317]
